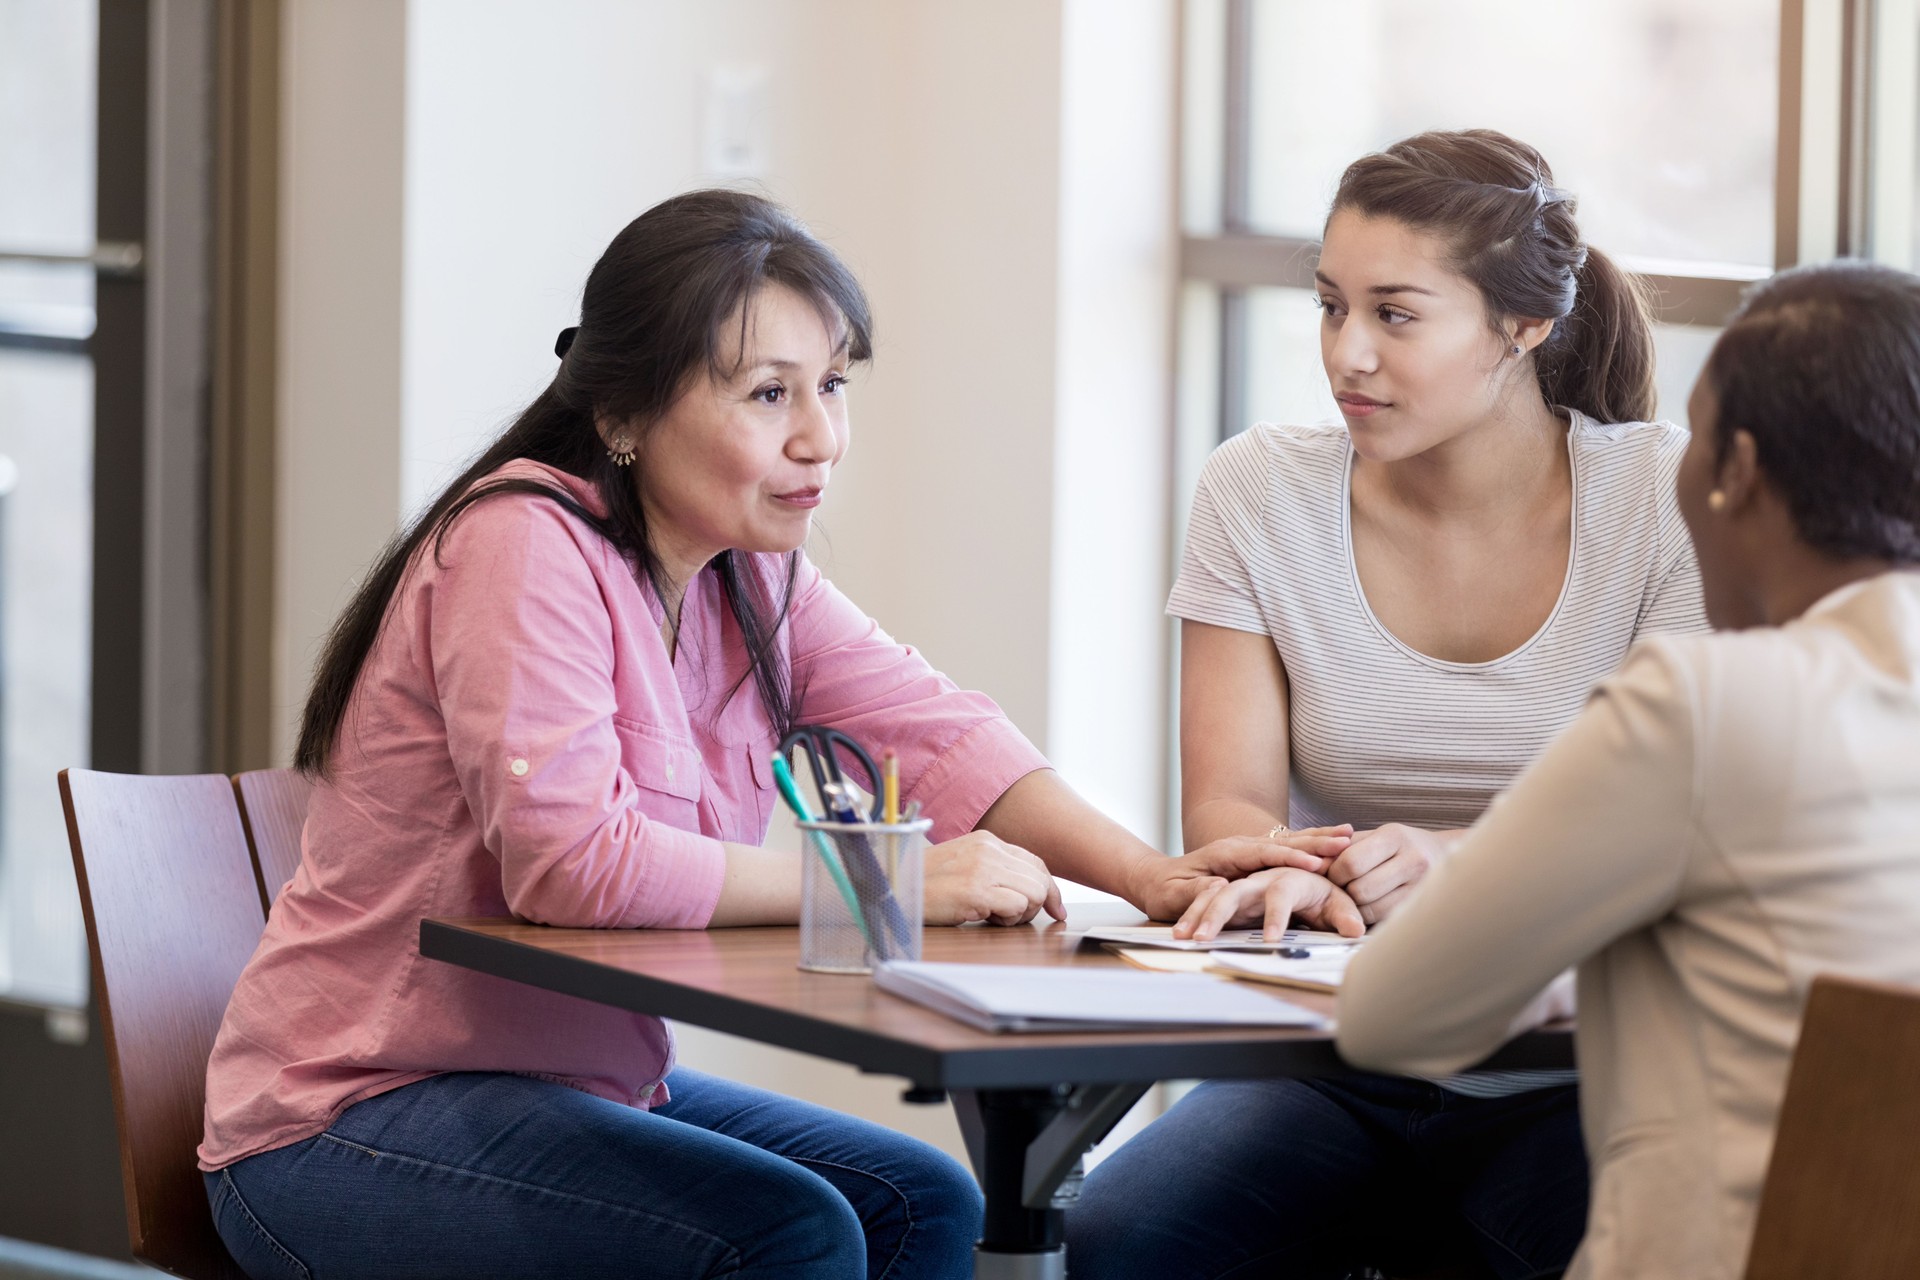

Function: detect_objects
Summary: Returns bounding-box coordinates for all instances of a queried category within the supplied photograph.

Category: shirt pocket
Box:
[745,737,777,839]
[610,715,703,821]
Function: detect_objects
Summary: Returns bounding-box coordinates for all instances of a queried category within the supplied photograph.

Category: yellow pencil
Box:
[882,749,900,825]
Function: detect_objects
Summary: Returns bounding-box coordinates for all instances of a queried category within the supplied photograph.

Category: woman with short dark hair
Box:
[1340,260,1920,1278]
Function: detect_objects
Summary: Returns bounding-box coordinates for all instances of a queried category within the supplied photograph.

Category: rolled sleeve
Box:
[788,556,1050,844]
[901,719,1052,845]
[428,494,727,929]
[1166,431,1272,634]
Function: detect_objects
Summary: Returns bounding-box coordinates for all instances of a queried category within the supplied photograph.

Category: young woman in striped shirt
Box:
[1069,130,1707,1280]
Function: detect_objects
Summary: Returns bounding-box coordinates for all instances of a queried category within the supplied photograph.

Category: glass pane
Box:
[1173,281,1224,531]
[1652,322,1720,429]
[0,0,98,1006]
[0,3,95,252]
[1181,0,1227,234]
[1246,0,1778,267]
[0,0,96,341]
[0,353,93,1005]
[1244,286,1338,431]
[1876,0,1920,270]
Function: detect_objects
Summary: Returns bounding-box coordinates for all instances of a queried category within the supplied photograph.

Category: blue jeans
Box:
[1065,1074,1587,1280]
[205,1068,982,1280]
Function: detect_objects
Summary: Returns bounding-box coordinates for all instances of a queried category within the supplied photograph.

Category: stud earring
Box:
[1510,343,1524,356]
[607,437,636,467]
[1707,489,1728,513]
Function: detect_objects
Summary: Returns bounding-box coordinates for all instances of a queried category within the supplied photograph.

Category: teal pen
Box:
[770,754,876,951]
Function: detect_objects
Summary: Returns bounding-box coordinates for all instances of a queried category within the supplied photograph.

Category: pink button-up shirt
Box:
[199,461,1049,1169]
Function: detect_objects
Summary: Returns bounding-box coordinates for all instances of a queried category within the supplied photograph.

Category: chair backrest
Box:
[1745,974,1920,1279]
[60,768,263,1280]
[232,767,314,911]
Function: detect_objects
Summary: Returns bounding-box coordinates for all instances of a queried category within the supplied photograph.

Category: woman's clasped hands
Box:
[1172,822,1458,941]
[921,822,1377,932]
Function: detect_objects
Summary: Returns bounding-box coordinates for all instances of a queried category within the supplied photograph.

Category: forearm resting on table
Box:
[977,769,1165,908]
[707,843,803,927]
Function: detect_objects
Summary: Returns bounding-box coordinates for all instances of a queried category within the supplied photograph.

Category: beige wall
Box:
[395,0,1074,743]
[273,0,1176,1157]
[274,0,406,755]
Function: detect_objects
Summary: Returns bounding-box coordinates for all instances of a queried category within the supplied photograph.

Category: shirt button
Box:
[665,761,676,783]
[509,757,529,776]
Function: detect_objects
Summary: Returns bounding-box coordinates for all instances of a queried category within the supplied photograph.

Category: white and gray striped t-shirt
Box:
[1169,413,1709,1096]
[1171,413,1708,830]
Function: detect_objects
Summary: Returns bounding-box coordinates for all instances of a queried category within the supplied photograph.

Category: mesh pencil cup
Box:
[797,817,930,974]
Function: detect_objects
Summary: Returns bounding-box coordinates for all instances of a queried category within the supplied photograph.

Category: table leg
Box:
[951,1082,1151,1279]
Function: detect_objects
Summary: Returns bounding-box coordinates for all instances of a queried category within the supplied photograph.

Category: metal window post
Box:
[1218,0,1252,443]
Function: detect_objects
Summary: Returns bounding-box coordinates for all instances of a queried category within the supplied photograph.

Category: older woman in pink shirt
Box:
[197,191,1337,1280]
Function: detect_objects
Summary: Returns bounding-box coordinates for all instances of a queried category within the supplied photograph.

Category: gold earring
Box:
[608,437,636,467]
[1707,489,1727,513]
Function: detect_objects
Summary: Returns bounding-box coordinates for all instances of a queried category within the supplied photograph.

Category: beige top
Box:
[1337,571,1920,1280]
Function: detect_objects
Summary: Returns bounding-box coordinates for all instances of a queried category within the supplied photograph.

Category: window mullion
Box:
[1218,0,1253,441]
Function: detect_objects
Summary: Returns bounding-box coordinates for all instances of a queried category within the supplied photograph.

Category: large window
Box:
[1178,0,1794,457]
[1195,0,1778,264]
[1178,0,1920,455]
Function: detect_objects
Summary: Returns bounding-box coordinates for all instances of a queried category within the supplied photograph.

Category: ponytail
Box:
[1540,245,1656,424]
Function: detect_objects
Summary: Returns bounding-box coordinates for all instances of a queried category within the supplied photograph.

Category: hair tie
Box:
[554,326,579,359]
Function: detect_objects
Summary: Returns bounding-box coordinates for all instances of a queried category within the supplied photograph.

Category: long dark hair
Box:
[1705,261,1920,563]
[296,189,874,775]
[1331,129,1657,424]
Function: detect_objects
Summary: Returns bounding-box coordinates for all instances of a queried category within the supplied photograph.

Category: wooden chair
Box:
[60,768,263,1280]
[232,767,313,911]
[1745,974,1920,1278]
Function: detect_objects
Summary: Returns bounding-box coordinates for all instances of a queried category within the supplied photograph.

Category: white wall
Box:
[275,0,1176,1155]
[1049,0,1178,846]
[274,0,406,753]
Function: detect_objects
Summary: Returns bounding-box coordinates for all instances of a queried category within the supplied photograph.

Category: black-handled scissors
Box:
[779,726,885,823]
[779,724,913,957]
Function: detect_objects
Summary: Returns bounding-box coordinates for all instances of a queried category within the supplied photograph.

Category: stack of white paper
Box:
[1081,924,1362,953]
[872,961,1329,1033]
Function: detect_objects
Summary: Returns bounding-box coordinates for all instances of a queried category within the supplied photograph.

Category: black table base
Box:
[950,1083,1151,1278]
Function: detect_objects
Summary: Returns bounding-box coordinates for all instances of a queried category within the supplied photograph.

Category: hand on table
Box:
[925,831,1065,926]
[1127,825,1355,922]
[1171,865,1366,941]
[1326,823,1453,926]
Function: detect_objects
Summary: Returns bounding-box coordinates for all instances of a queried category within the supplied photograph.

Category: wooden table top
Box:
[420,902,1572,1091]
